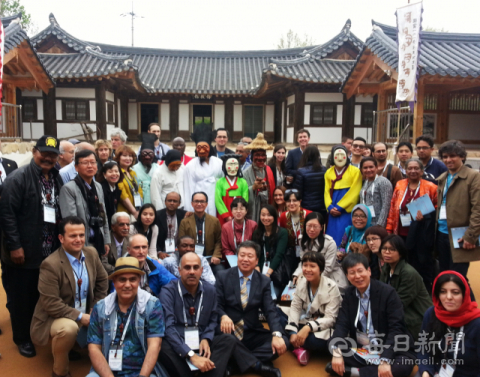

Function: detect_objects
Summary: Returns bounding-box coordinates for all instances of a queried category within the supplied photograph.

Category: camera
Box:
[89,216,104,228]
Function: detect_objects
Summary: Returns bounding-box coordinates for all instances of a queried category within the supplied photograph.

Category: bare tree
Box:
[277,30,315,49]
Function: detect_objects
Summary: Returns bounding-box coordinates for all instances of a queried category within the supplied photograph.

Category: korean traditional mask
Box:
[225,158,239,177]
[252,150,267,169]
[334,149,347,168]
[196,142,210,158]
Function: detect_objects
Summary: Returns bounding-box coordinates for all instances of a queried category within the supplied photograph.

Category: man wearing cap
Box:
[59,142,96,184]
[87,257,169,377]
[243,133,276,223]
[0,135,64,357]
[30,216,108,377]
[150,150,185,211]
[133,133,159,204]
[183,124,223,216]
[59,149,111,257]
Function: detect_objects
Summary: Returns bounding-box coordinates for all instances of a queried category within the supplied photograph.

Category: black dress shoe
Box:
[325,362,351,377]
[18,342,36,358]
[68,349,81,361]
[0,327,2,335]
[255,363,281,377]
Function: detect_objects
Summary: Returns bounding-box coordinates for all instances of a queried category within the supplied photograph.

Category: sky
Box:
[14,0,480,51]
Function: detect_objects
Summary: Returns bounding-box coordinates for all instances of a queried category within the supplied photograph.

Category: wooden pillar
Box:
[274,100,282,143]
[224,97,234,139]
[294,89,305,144]
[3,84,16,137]
[437,91,449,144]
[43,87,57,137]
[120,96,129,132]
[169,97,179,139]
[95,82,107,140]
[113,90,119,128]
[413,79,425,141]
[376,90,388,142]
[343,94,355,138]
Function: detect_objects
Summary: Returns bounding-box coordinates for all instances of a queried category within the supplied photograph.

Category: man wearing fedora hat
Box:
[30,216,108,377]
[87,257,169,377]
[0,135,64,357]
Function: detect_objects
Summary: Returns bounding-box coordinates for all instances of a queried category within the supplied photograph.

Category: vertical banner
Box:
[395,1,423,110]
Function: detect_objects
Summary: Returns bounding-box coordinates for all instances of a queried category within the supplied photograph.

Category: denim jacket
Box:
[90,289,169,377]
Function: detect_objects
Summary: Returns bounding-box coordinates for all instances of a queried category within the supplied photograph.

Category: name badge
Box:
[262,261,270,275]
[75,298,87,315]
[356,330,370,347]
[295,245,302,258]
[439,363,455,377]
[368,205,376,218]
[400,213,411,227]
[108,348,123,371]
[165,239,176,253]
[133,193,142,208]
[195,245,204,255]
[44,205,56,224]
[185,327,200,350]
[439,205,447,220]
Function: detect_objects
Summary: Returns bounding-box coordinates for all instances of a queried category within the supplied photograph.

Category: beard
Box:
[199,156,207,165]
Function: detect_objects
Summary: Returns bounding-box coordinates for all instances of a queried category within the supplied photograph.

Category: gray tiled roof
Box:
[31,14,362,95]
[343,20,480,90]
[1,12,23,29]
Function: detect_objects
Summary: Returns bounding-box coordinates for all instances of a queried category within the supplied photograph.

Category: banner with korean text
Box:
[395,2,423,110]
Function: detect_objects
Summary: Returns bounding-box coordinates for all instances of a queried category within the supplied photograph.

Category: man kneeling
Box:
[87,257,169,377]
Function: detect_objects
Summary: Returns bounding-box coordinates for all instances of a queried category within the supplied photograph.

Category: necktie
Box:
[234,276,249,340]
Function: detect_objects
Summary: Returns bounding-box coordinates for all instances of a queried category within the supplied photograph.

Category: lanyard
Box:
[232,220,246,250]
[111,304,135,349]
[361,176,377,203]
[263,234,269,262]
[442,174,457,203]
[444,326,464,362]
[167,215,177,239]
[399,181,420,210]
[72,260,86,307]
[124,172,138,194]
[380,164,389,175]
[291,212,302,244]
[306,284,318,314]
[425,157,434,170]
[196,221,205,244]
[41,180,55,205]
[355,299,371,335]
[178,281,204,327]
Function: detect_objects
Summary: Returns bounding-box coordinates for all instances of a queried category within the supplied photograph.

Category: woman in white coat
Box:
[150,150,185,210]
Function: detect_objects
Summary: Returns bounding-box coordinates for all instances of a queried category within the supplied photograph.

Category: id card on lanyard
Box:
[362,177,377,218]
[42,183,56,224]
[399,183,420,227]
[262,235,270,275]
[232,220,246,250]
[178,281,203,350]
[440,175,456,221]
[438,326,464,377]
[292,217,302,257]
[109,307,134,371]
[195,221,205,255]
[354,300,372,347]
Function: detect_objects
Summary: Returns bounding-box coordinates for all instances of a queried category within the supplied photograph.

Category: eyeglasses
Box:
[141,151,154,156]
[352,144,365,149]
[366,237,381,243]
[352,214,367,219]
[192,200,207,204]
[79,161,97,166]
[381,247,398,253]
[216,136,227,139]
[306,225,321,230]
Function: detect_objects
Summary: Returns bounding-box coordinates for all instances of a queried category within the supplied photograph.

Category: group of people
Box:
[0,123,479,377]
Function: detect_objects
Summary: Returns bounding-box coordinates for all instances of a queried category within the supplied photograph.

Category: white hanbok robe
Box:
[183,156,224,216]
[150,163,185,210]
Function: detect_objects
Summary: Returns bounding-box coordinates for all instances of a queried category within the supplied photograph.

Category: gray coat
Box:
[59,180,111,250]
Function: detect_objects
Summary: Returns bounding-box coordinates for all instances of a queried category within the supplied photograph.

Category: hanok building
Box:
[15,14,375,143]
[342,21,480,146]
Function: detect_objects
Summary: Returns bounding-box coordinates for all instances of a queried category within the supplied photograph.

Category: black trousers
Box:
[241,328,289,362]
[159,333,257,377]
[2,264,40,345]
[344,354,414,377]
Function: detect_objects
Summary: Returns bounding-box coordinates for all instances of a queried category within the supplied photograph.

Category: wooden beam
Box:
[17,48,52,94]
[413,79,425,141]
[3,49,18,65]
[372,55,398,80]
[3,74,37,88]
[346,54,375,99]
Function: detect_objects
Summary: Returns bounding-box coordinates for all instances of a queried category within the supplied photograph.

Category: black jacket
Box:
[293,164,327,217]
[216,267,283,334]
[212,146,234,157]
[101,180,122,229]
[285,147,303,180]
[156,208,186,251]
[331,279,415,360]
[0,159,63,269]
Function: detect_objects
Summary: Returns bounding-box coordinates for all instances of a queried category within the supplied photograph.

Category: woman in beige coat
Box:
[279,252,342,366]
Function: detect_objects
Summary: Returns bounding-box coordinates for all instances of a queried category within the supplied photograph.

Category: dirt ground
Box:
[2,263,479,377]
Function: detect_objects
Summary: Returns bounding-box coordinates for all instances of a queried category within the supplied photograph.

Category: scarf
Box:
[286,209,307,248]
[344,204,372,250]
[433,271,480,328]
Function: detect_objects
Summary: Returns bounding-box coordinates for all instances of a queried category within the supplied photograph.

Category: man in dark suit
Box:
[326,253,415,377]
[285,128,310,184]
[156,191,186,259]
[212,128,234,157]
[101,212,130,274]
[216,241,287,373]
[0,151,18,194]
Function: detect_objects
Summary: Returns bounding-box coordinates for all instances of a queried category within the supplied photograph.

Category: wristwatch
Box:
[272,331,282,338]
[186,350,195,359]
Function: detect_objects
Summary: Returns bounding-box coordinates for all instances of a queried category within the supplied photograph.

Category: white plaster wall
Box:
[160,103,170,130]
[117,99,121,126]
[286,108,290,126]
[37,99,44,120]
[449,114,480,139]
[56,100,62,121]
[287,127,294,143]
[305,127,342,144]
[354,105,362,126]
[233,105,242,131]
[305,93,343,102]
[107,124,115,139]
[336,105,343,125]
[106,91,114,102]
[90,101,96,121]
[355,95,374,103]
[304,104,310,125]
[287,95,295,106]
[56,88,95,99]
[214,104,225,129]
[105,102,114,123]
[57,123,97,140]
[22,122,44,139]
[22,90,42,97]
[354,128,373,143]
[265,105,274,132]
[281,102,285,142]
[179,104,189,131]
[128,103,138,130]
